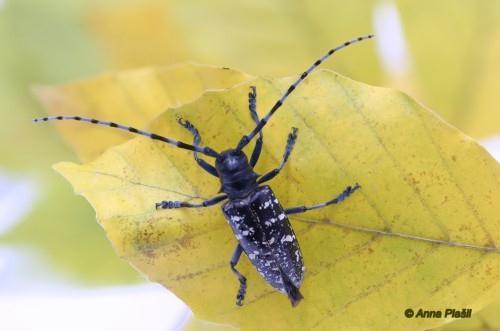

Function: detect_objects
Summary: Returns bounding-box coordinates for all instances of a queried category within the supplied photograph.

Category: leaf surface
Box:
[435,298,500,331]
[50,67,500,330]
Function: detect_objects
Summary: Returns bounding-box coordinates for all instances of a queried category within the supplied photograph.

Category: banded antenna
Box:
[33,116,220,157]
[236,34,374,151]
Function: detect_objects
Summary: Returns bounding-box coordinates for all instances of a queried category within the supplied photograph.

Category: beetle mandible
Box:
[35,34,373,306]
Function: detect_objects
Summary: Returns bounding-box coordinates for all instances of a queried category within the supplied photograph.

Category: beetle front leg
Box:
[156,194,227,210]
[248,86,264,168]
[177,117,219,177]
[230,244,247,306]
[257,127,298,184]
[285,183,360,214]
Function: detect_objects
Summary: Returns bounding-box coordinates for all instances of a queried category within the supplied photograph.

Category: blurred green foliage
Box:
[0,0,139,284]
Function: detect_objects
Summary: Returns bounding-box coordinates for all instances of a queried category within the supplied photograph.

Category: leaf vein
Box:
[335,75,450,239]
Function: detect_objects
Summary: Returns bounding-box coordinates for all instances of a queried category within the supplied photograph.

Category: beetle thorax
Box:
[215,149,258,200]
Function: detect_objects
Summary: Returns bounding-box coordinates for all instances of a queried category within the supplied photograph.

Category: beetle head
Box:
[215,149,249,174]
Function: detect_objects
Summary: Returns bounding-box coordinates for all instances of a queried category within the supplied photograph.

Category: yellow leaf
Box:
[49,67,499,330]
[182,315,238,331]
[433,298,500,331]
[35,63,252,162]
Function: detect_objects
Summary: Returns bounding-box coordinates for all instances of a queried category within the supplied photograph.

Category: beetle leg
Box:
[248,86,264,168]
[257,127,298,184]
[177,117,219,177]
[156,194,227,210]
[285,183,360,215]
[230,244,247,306]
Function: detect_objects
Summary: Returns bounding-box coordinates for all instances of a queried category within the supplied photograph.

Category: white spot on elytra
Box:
[278,213,286,220]
[231,215,243,222]
[242,230,249,236]
[281,235,293,243]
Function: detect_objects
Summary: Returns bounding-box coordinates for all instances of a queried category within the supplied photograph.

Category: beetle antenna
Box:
[236,34,374,151]
[34,116,220,157]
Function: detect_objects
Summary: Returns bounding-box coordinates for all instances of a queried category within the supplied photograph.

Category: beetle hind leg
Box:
[230,244,247,306]
[155,194,227,210]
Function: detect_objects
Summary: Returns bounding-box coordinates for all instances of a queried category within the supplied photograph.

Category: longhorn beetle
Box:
[35,35,373,307]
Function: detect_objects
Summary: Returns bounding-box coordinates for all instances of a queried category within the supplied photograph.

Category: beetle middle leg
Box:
[177,117,219,177]
[156,194,227,210]
[257,127,298,184]
[284,183,360,215]
[230,243,247,306]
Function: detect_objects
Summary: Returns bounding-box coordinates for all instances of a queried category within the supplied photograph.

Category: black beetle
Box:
[35,34,372,306]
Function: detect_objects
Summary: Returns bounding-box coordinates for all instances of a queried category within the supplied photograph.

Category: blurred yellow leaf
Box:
[87,1,188,69]
[85,0,500,138]
[35,63,251,162]
[396,0,500,138]
[43,66,500,330]
[85,1,380,83]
